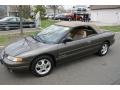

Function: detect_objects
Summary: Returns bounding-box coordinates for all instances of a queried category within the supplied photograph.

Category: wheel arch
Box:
[30,53,56,69]
[104,40,111,46]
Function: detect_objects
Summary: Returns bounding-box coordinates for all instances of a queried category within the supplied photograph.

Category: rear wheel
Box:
[30,55,54,77]
[29,24,34,28]
[68,17,72,21]
[97,42,109,56]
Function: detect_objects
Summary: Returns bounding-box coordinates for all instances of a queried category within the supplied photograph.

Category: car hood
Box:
[4,37,47,56]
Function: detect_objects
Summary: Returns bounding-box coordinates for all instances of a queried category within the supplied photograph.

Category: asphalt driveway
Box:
[0,33,120,85]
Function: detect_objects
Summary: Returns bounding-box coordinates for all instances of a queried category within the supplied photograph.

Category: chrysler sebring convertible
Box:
[0,21,115,76]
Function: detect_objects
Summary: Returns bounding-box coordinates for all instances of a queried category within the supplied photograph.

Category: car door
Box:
[57,35,93,62]
[58,39,89,59]
[7,18,19,29]
[83,26,103,52]
[57,26,102,62]
[22,19,31,28]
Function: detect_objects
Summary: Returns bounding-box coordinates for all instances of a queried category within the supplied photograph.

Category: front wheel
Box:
[4,26,10,31]
[30,55,54,77]
[97,42,109,56]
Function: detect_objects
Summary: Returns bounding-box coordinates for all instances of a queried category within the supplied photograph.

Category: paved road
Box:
[0,33,120,85]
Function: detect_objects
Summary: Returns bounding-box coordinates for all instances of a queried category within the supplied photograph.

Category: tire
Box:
[29,24,34,28]
[30,55,54,77]
[4,26,9,31]
[68,17,72,21]
[97,42,109,56]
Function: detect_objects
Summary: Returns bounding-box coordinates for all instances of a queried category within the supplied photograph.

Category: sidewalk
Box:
[91,21,120,26]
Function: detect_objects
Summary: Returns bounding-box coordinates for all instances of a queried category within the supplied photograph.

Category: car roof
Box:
[55,21,98,28]
[5,16,19,18]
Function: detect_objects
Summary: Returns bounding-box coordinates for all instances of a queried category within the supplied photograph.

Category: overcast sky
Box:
[63,5,73,10]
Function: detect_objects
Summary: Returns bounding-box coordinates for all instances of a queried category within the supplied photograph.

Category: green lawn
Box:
[0,33,37,46]
[0,35,10,46]
[100,26,120,32]
[41,19,58,29]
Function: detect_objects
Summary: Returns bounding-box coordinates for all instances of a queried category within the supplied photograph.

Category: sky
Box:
[63,5,73,10]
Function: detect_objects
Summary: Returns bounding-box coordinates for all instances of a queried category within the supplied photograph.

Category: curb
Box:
[115,32,120,34]
[0,46,4,48]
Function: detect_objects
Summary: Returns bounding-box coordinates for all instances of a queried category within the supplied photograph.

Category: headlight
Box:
[7,56,23,62]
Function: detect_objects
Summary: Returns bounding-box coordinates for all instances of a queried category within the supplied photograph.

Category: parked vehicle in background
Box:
[73,6,91,22]
[64,13,82,21]
[54,14,66,20]
[0,21,115,77]
[44,14,53,19]
[0,17,35,30]
[46,13,55,19]
[74,7,88,15]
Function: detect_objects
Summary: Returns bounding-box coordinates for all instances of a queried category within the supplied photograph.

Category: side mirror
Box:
[63,37,73,43]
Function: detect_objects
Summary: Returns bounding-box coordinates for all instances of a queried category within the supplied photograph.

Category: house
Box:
[90,5,120,24]
[0,5,7,19]
[0,5,18,18]
[0,5,31,18]
[7,5,19,17]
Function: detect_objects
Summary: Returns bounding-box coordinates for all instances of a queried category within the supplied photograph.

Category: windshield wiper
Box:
[30,35,40,42]
[31,35,46,43]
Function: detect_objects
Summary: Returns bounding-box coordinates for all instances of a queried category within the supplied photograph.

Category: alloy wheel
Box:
[101,44,108,55]
[35,59,52,75]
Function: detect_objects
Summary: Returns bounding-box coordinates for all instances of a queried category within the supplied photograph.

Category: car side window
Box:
[7,18,17,22]
[67,28,87,41]
[85,26,97,35]
[67,26,97,41]
[16,18,20,22]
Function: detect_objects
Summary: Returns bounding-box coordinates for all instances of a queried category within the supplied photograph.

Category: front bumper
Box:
[0,56,3,64]
[0,57,30,70]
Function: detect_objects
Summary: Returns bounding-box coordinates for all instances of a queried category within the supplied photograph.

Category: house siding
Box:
[90,8,120,24]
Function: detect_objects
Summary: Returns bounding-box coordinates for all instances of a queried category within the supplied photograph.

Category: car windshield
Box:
[0,17,14,21]
[34,25,70,44]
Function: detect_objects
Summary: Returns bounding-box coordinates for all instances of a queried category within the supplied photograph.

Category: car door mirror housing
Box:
[63,37,73,43]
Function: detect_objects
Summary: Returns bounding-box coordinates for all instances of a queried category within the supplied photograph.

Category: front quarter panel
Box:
[17,44,59,62]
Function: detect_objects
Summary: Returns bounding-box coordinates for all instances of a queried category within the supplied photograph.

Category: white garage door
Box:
[91,9,120,23]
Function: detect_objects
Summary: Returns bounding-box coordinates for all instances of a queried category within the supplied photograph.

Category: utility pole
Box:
[19,5,23,35]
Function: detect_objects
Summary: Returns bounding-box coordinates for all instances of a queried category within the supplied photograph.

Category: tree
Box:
[33,5,46,18]
[18,5,23,35]
[16,5,31,34]
[48,5,59,19]
[17,5,31,19]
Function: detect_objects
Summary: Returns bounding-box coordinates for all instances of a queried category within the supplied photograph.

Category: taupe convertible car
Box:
[0,21,115,76]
